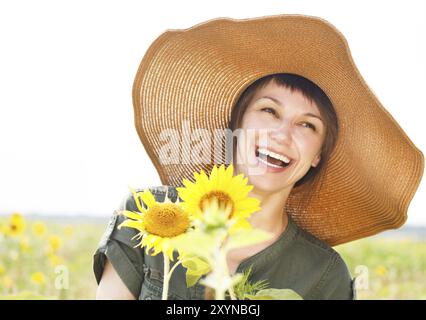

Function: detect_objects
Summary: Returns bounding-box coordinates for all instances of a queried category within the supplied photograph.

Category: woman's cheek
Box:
[244,118,273,139]
[241,115,258,130]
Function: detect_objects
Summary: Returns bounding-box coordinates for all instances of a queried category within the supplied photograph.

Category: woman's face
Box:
[235,80,326,193]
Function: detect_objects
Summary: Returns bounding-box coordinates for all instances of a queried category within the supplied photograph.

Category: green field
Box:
[1,214,425,300]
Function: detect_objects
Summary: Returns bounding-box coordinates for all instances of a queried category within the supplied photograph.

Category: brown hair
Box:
[228,73,339,189]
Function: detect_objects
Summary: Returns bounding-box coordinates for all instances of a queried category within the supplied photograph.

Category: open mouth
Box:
[255,146,293,169]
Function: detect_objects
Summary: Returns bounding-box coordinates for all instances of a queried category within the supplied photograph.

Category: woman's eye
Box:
[301,122,316,131]
[261,107,277,115]
[260,108,316,131]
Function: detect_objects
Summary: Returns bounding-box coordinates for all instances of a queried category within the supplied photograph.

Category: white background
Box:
[0,0,425,226]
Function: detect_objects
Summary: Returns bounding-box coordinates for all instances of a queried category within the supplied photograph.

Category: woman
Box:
[225,72,339,280]
[93,14,424,300]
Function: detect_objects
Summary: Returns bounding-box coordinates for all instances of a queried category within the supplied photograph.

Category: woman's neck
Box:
[246,186,292,235]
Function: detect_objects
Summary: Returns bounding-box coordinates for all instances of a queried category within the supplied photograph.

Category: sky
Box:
[0,0,425,226]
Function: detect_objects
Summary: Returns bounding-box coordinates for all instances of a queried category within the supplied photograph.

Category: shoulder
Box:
[293,225,341,260]
[292,224,354,299]
[118,185,181,211]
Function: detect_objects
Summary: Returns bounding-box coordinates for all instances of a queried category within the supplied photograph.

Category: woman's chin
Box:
[248,175,291,194]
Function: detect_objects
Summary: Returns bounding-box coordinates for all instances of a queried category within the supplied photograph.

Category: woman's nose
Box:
[269,126,292,145]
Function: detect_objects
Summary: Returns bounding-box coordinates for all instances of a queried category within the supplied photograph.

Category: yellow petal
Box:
[129,186,145,212]
[118,219,145,232]
[140,190,156,208]
[182,178,195,189]
[217,164,226,188]
[167,247,175,261]
[118,210,144,221]
[226,164,234,179]
[210,165,219,188]
[200,169,212,193]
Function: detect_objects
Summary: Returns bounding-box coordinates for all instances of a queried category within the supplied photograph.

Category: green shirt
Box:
[93,185,356,300]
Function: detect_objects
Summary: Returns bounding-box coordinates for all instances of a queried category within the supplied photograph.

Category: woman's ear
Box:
[312,154,321,168]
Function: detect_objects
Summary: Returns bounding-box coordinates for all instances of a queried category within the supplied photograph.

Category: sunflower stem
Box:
[162,254,170,300]
[168,259,183,278]
[220,247,237,300]
[215,287,225,300]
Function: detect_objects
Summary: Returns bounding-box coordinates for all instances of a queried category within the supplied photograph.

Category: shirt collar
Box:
[237,214,298,274]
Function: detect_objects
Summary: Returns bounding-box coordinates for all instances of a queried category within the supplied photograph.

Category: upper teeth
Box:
[257,148,291,163]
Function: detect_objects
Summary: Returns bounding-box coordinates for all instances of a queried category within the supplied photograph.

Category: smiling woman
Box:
[220,73,351,297]
[94,14,424,301]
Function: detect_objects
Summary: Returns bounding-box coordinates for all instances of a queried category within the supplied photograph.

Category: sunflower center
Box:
[143,203,190,238]
[199,191,234,217]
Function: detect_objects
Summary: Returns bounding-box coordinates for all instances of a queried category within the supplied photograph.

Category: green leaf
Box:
[186,270,203,288]
[180,255,212,288]
[230,273,244,287]
[170,231,216,260]
[181,256,211,275]
[224,229,273,251]
[245,288,303,300]
[233,266,269,299]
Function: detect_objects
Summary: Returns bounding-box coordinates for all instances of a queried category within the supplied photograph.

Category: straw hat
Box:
[131,14,424,246]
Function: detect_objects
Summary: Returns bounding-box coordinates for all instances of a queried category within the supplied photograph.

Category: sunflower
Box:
[176,164,260,232]
[48,235,62,253]
[32,222,47,237]
[7,213,26,237]
[118,188,195,261]
[31,272,46,285]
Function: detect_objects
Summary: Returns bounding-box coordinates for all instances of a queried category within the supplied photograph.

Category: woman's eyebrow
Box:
[258,96,324,124]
